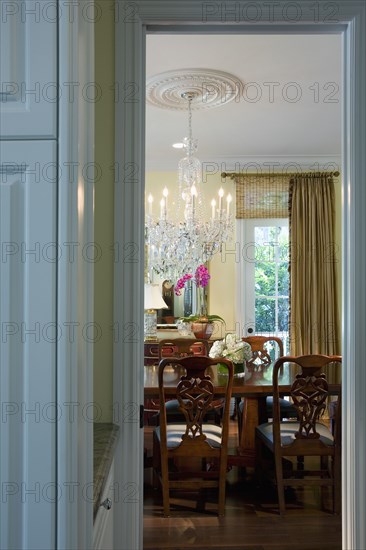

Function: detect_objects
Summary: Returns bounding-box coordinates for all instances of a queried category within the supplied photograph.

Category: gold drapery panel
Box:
[289,174,341,383]
[230,174,289,219]
[223,169,341,383]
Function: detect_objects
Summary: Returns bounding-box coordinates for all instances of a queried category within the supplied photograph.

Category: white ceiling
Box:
[145,34,342,171]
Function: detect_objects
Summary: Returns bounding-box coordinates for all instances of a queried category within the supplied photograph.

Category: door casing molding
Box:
[115,2,366,549]
[57,2,95,549]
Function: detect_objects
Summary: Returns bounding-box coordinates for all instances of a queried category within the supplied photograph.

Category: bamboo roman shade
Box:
[233,174,289,219]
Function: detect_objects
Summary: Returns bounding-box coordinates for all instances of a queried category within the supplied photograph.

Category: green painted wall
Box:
[94,2,115,422]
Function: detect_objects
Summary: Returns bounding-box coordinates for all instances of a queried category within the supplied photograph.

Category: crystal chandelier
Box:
[145,91,233,284]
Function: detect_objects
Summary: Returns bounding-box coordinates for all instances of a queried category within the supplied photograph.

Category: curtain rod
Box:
[221,171,340,179]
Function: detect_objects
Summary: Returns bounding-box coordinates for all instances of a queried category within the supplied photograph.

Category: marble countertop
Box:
[93,423,120,519]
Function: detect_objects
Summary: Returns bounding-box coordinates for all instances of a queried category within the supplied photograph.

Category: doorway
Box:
[114,5,366,550]
[143,31,342,544]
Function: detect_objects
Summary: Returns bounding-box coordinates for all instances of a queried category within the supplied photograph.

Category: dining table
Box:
[144,361,341,467]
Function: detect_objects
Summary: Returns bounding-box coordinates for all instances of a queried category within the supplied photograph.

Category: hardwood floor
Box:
[143,421,342,549]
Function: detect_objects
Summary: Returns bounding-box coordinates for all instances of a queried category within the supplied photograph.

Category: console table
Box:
[144,337,215,366]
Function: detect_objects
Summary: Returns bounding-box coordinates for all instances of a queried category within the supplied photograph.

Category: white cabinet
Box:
[93,460,115,550]
[0,0,57,138]
[0,3,94,548]
[0,140,57,550]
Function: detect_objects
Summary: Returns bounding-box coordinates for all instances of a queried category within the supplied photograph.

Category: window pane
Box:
[278,298,289,332]
[278,262,289,295]
[255,297,275,332]
[255,261,276,295]
[249,222,289,337]
[279,238,289,262]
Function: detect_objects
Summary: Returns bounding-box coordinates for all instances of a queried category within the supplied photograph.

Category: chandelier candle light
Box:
[145,90,233,284]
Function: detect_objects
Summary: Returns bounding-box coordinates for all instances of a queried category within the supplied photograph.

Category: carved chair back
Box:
[272,354,342,451]
[256,354,342,515]
[147,339,212,425]
[243,336,284,371]
[158,355,233,444]
[154,356,234,516]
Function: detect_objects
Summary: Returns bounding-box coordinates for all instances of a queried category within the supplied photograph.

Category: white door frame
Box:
[57,2,95,549]
[115,2,366,549]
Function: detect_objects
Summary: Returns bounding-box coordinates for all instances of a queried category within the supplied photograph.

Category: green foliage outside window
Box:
[254,226,289,334]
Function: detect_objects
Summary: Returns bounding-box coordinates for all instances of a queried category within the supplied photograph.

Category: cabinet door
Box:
[0,140,57,549]
[0,0,57,138]
[93,461,115,550]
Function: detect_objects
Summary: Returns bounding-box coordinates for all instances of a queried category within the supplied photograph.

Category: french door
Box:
[237,219,289,353]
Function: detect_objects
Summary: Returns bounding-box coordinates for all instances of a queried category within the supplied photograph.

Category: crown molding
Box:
[146,155,342,173]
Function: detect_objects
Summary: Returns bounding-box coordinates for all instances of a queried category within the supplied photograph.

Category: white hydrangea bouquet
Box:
[209,333,252,377]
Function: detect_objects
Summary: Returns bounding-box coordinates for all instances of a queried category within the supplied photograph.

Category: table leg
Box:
[228,396,267,468]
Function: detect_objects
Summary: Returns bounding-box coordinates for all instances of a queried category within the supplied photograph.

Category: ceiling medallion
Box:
[145,89,233,284]
[146,69,242,111]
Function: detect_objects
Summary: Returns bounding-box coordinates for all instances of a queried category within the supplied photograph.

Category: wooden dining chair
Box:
[145,338,214,426]
[255,354,342,515]
[153,356,234,516]
[237,336,297,436]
